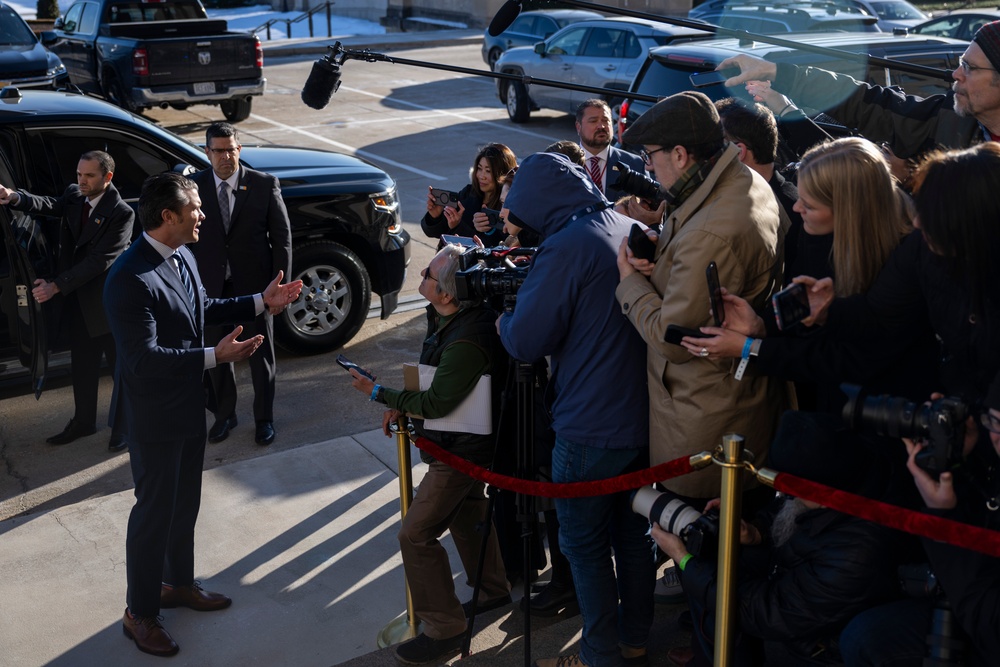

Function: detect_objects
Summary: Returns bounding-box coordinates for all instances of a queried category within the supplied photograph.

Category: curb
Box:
[261,28,484,58]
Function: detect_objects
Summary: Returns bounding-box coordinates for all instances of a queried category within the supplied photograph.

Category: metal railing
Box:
[252,1,336,41]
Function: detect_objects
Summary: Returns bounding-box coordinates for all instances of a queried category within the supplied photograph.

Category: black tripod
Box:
[463,350,545,667]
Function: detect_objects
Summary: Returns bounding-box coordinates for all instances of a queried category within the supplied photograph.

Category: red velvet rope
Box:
[774,473,1000,558]
[414,436,693,497]
[412,436,1000,557]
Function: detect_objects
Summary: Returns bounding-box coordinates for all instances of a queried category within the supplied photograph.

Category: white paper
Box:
[417,364,492,435]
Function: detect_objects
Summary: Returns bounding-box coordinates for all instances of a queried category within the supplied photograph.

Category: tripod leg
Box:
[462,483,500,657]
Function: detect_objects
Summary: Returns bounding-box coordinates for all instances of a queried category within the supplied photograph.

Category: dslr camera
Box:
[453,246,536,306]
[841,384,968,476]
[632,486,719,557]
[610,163,665,205]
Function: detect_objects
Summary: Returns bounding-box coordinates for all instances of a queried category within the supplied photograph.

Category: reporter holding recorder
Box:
[346,244,510,666]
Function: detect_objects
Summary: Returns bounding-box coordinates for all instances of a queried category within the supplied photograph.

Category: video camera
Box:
[453,246,536,307]
[610,163,665,205]
[632,486,719,558]
[841,384,968,477]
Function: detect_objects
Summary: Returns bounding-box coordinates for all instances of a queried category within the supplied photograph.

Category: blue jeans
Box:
[839,598,933,667]
[552,437,655,667]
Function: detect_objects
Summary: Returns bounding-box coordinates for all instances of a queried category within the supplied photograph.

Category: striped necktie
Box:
[587,156,604,193]
[172,252,196,310]
[218,181,232,233]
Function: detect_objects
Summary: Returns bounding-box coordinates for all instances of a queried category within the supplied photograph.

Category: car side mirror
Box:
[53,17,64,29]
[39,30,57,44]
[534,42,546,56]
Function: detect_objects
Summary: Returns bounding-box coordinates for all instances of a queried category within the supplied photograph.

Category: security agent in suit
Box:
[0,151,133,451]
[189,122,292,447]
[575,98,646,203]
[103,172,301,658]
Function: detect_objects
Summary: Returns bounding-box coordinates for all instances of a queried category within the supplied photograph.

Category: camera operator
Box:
[652,411,902,666]
[838,398,1000,666]
[614,91,790,502]
[348,244,511,665]
[497,152,654,667]
[718,21,1000,161]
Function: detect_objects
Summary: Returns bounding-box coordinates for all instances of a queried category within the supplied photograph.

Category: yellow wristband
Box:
[678,553,693,571]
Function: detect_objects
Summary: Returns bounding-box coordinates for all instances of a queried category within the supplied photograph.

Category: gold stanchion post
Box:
[377,417,422,648]
[712,433,746,667]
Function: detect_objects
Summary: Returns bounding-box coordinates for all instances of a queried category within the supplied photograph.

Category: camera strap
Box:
[568,201,612,224]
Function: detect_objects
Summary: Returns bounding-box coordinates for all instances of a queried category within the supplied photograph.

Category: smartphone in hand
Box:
[706,261,725,327]
[429,188,461,209]
[689,68,740,88]
[665,324,712,345]
[772,283,811,330]
[628,223,657,262]
[336,354,375,381]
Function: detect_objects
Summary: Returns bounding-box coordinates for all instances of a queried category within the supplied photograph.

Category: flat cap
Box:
[622,90,723,149]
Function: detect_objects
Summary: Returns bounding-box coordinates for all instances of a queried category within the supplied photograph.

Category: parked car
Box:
[41,0,264,121]
[910,9,1000,41]
[494,16,710,123]
[849,0,928,32]
[0,88,410,388]
[617,31,967,147]
[0,1,70,90]
[481,9,603,70]
[688,0,881,34]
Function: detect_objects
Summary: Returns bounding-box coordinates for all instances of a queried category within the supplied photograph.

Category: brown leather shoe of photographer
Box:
[122,608,178,657]
[160,581,232,612]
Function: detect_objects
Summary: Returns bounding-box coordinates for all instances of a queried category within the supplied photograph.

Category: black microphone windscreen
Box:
[301,58,342,110]
[487,0,522,37]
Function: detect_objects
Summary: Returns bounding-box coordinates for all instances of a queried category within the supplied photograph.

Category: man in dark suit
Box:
[0,150,133,451]
[189,122,292,447]
[575,99,646,204]
[104,172,301,657]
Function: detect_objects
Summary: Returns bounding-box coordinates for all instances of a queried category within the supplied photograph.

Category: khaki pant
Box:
[398,461,510,640]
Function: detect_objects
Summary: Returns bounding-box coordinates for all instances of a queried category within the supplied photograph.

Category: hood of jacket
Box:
[504,152,607,239]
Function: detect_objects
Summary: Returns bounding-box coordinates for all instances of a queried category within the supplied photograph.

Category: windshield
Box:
[107,1,207,23]
[869,1,925,21]
[0,5,39,45]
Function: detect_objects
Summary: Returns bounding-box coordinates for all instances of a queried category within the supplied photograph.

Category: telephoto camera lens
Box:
[609,163,663,204]
[632,486,719,557]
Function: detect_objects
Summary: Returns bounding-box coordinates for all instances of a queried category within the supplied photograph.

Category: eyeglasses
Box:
[209,146,240,156]
[958,56,996,75]
[981,410,1000,435]
[639,147,667,164]
[423,265,438,282]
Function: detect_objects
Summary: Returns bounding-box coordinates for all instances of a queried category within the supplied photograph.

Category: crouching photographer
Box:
[839,392,1000,666]
[347,244,511,665]
[649,411,901,666]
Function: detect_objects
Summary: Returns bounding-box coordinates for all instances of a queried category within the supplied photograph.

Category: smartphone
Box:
[628,223,657,262]
[336,354,375,381]
[665,324,712,346]
[706,261,724,327]
[441,234,477,248]
[481,207,505,230]
[429,188,461,209]
[689,67,740,88]
[772,283,811,331]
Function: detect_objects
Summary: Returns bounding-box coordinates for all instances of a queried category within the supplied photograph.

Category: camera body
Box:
[610,163,664,205]
[632,486,719,558]
[453,246,536,305]
[841,384,968,476]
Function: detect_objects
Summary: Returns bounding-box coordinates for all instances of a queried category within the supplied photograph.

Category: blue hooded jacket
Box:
[498,153,648,449]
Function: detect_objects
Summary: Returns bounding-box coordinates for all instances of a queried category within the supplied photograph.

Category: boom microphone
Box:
[487,0,523,36]
[301,56,342,110]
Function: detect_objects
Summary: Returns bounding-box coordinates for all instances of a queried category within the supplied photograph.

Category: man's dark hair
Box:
[80,150,115,176]
[683,138,727,163]
[139,172,198,232]
[715,97,778,165]
[205,121,240,145]
[575,98,612,125]
[544,140,586,166]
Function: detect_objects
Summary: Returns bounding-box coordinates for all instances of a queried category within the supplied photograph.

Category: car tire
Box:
[488,47,503,70]
[274,241,371,354]
[102,72,137,113]
[505,80,530,123]
[220,97,252,123]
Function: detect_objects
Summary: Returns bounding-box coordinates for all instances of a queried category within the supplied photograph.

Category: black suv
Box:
[618,32,966,146]
[0,88,410,389]
[0,1,70,90]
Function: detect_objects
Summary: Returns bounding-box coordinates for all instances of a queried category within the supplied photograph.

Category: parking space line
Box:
[250,114,446,180]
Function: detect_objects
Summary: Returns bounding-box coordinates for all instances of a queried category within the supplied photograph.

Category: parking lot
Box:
[0,41,583,521]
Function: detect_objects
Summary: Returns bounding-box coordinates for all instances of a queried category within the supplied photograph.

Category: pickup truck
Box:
[40,0,264,122]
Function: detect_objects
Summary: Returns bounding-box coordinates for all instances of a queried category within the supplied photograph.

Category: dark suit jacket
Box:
[13,182,134,337]
[104,238,255,442]
[188,166,291,298]
[604,146,647,205]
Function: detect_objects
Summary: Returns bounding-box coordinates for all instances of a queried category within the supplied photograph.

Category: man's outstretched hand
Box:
[215,325,264,363]
[263,270,304,315]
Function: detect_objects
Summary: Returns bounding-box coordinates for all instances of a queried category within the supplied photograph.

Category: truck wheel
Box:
[505,80,530,123]
[274,241,371,354]
[103,74,137,113]
[221,97,252,123]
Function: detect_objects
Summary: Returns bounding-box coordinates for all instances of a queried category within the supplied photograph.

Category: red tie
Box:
[79,201,91,235]
[588,156,604,193]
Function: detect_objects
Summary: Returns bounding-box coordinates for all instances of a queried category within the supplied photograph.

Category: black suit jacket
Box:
[104,238,256,442]
[13,182,134,337]
[188,166,291,298]
[604,146,647,205]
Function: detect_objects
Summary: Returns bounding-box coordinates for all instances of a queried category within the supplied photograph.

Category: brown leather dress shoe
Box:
[122,608,178,657]
[160,581,232,611]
